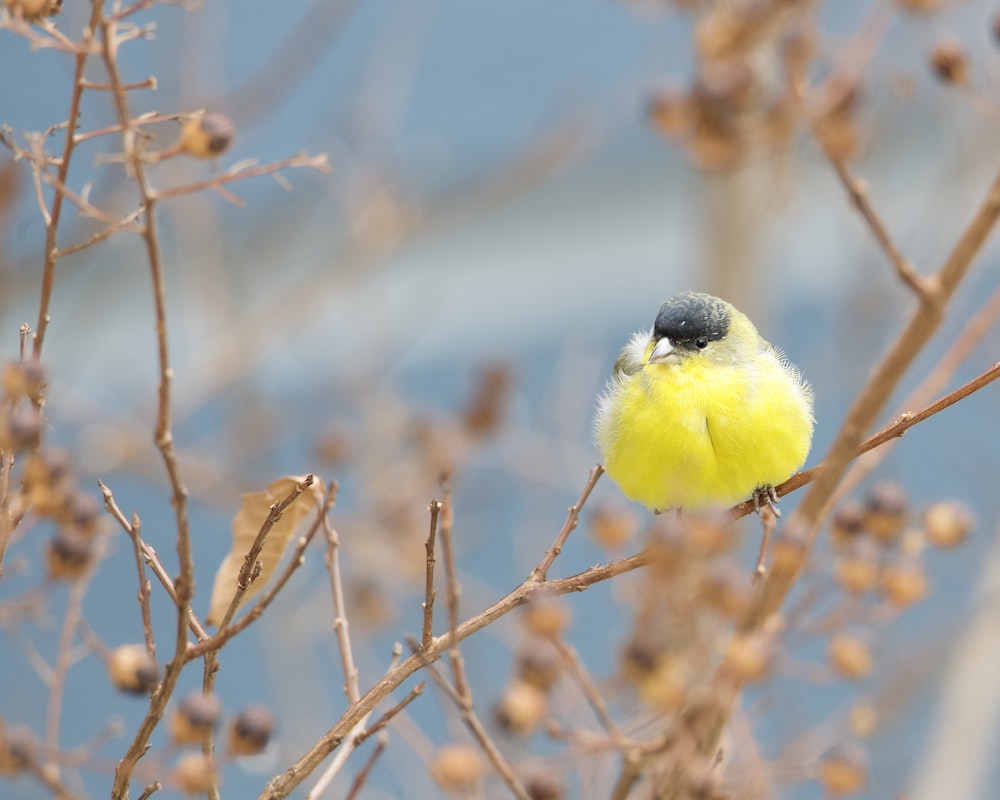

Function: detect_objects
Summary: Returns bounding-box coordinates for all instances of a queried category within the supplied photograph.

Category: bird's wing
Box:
[612,330,650,377]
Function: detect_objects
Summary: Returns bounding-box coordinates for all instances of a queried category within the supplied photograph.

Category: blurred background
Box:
[2,0,1000,798]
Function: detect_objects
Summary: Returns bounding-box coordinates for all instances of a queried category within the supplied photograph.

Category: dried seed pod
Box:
[589,500,637,550]
[828,633,874,680]
[924,501,974,548]
[3,0,62,21]
[724,632,772,682]
[180,113,235,159]
[771,525,808,574]
[462,362,512,438]
[428,744,483,796]
[525,772,565,800]
[62,489,101,535]
[835,539,880,595]
[24,449,73,517]
[648,88,691,140]
[515,640,562,691]
[881,557,928,607]
[521,593,571,638]
[830,501,865,548]
[170,691,222,745]
[227,705,275,756]
[107,644,158,695]
[849,701,878,738]
[645,514,691,575]
[2,359,46,401]
[818,742,868,795]
[46,527,93,581]
[698,562,751,618]
[495,679,548,737]
[0,406,42,452]
[173,752,217,795]
[685,510,738,557]
[862,481,908,543]
[930,39,969,85]
[0,725,34,775]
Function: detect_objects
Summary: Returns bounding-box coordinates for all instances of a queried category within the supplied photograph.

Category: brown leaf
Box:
[206,475,325,626]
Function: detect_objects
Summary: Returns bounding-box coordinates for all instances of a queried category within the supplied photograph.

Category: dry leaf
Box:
[206,475,325,626]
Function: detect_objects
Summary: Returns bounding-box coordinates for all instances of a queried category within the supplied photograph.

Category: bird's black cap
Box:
[652,292,730,346]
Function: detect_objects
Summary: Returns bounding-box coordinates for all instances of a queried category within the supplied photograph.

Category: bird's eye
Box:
[694,337,709,350]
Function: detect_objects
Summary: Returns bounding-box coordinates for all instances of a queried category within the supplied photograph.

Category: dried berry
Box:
[828,633,874,680]
[515,641,562,691]
[179,113,235,159]
[0,406,42,452]
[698,562,751,618]
[830,501,865,548]
[3,0,61,21]
[924,501,974,548]
[589,501,637,550]
[108,644,158,695]
[46,528,93,581]
[930,39,969,85]
[521,593,571,637]
[170,691,222,745]
[2,359,46,401]
[495,680,548,737]
[818,742,868,795]
[835,539,880,595]
[428,744,483,796]
[173,753,217,795]
[227,705,274,756]
[862,481,907,543]
[881,557,928,607]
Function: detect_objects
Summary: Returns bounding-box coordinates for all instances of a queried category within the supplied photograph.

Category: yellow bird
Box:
[595,292,814,512]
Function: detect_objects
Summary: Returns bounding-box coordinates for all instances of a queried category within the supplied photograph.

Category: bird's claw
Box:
[751,485,781,518]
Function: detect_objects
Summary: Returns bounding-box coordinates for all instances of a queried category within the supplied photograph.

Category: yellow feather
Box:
[595,294,814,511]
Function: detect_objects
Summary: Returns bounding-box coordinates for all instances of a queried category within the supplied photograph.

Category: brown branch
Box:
[823,154,929,297]
[437,474,467,697]
[353,682,426,748]
[416,652,531,800]
[343,732,388,800]
[324,497,360,703]
[99,480,209,642]
[834,283,1000,502]
[733,360,1000,518]
[421,499,441,648]
[549,635,620,736]
[258,550,643,799]
[216,475,316,631]
[31,1,104,359]
[151,154,331,202]
[185,486,336,661]
[531,464,604,581]
[668,155,1000,795]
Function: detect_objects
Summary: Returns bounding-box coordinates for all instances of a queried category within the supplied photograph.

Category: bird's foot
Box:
[751,485,781,518]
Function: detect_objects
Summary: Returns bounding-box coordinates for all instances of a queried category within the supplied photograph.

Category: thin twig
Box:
[752,505,778,584]
[151,154,331,202]
[353,682,426,748]
[186,485,337,661]
[258,550,643,799]
[324,496,360,703]
[531,464,604,581]
[823,154,929,297]
[416,652,532,800]
[215,474,316,631]
[136,782,161,800]
[30,1,104,360]
[344,732,389,800]
[834,283,1000,502]
[421,499,441,649]
[437,473,466,696]
[99,481,209,642]
[733,361,1000,517]
[549,635,620,736]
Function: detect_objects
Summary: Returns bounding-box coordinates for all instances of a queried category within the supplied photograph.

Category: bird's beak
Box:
[648,337,676,365]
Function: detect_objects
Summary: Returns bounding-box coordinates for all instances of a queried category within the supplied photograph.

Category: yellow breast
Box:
[596,349,813,511]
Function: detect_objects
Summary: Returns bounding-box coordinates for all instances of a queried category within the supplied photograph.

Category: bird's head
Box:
[644,292,761,368]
